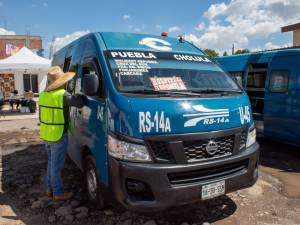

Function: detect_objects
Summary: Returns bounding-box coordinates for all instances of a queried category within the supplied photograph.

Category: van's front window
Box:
[106,50,241,94]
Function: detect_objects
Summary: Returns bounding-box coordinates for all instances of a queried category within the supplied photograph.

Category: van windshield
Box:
[106,50,241,94]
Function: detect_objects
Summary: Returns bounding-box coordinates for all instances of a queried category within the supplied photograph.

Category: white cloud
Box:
[187,0,300,52]
[194,22,206,31]
[123,14,131,20]
[0,28,16,35]
[168,26,181,33]
[204,2,227,20]
[51,30,89,52]
[43,2,48,7]
[264,41,291,49]
[0,2,3,7]
[134,28,141,32]
[155,24,162,29]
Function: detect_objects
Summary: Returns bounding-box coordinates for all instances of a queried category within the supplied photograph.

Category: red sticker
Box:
[150,77,187,91]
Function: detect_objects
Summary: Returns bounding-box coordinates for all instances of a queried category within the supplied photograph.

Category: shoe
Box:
[53,192,73,202]
[46,191,53,198]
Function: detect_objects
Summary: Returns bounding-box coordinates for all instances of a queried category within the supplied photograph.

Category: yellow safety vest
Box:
[39,89,66,142]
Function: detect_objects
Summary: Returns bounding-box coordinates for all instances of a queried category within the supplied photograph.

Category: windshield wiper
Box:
[189,89,243,94]
[122,89,201,96]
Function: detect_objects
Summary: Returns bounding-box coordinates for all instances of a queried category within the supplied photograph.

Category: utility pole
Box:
[25,25,30,48]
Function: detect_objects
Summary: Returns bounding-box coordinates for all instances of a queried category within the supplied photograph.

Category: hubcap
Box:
[87,168,97,199]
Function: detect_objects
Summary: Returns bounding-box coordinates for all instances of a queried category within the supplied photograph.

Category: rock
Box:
[48,215,56,223]
[74,206,89,213]
[75,212,88,219]
[104,209,114,216]
[55,206,73,217]
[120,211,131,221]
[19,184,28,189]
[19,194,26,199]
[38,196,50,202]
[64,214,74,223]
[181,223,189,225]
[202,222,210,225]
[15,179,25,185]
[31,200,43,209]
[70,200,79,208]
[144,220,157,225]
[123,219,132,225]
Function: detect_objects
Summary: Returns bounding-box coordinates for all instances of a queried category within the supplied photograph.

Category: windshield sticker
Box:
[239,106,251,125]
[110,51,157,59]
[139,37,172,51]
[114,59,157,76]
[150,77,187,91]
[139,111,171,133]
[174,54,212,63]
[183,105,230,127]
[106,50,212,63]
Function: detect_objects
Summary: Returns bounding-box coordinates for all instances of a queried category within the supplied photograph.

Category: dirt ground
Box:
[0,125,300,225]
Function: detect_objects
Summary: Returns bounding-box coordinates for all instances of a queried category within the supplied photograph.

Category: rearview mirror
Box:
[83,74,99,96]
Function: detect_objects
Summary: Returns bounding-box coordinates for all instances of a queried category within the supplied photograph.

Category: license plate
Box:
[201,180,225,200]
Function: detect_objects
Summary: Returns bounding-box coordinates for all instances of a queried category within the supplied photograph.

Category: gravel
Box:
[55,206,73,217]
[1,144,300,225]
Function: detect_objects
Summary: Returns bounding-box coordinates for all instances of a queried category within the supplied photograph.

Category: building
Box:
[0,35,43,59]
[281,23,300,46]
[0,35,45,97]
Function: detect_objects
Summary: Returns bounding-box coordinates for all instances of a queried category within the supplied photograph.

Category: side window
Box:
[269,70,289,93]
[66,64,78,93]
[82,62,103,97]
[229,71,243,87]
[63,57,71,72]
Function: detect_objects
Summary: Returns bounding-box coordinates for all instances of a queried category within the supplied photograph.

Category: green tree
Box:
[235,49,250,55]
[203,49,219,58]
[223,51,228,56]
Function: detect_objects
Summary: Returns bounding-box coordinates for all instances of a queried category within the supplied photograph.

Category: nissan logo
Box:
[206,141,218,155]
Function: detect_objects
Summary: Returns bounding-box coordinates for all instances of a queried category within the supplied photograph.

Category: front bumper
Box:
[109,142,259,212]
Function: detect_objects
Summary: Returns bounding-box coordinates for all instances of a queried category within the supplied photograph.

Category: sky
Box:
[0,0,298,58]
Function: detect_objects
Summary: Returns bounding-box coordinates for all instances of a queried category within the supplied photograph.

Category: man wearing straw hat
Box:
[39,66,86,202]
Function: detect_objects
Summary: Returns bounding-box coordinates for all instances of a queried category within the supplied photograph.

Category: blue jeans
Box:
[45,133,68,196]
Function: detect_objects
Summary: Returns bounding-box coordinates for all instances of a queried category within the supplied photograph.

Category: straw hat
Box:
[46,66,75,91]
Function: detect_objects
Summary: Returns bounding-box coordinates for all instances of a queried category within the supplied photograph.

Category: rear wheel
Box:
[84,155,105,208]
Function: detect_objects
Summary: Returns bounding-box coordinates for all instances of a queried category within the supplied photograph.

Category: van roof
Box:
[216,48,300,72]
[217,48,300,61]
[99,32,203,54]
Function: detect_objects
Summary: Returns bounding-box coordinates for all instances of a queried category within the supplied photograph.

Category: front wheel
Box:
[84,155,105,209]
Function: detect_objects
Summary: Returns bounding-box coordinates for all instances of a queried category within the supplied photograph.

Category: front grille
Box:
[168,160,249,185]
[148,141,172,162]
[183,136,235,162]
[146,127,248,164]
[240,131,248,149]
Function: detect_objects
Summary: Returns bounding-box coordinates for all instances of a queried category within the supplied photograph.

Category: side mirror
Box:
[83,74,99,96]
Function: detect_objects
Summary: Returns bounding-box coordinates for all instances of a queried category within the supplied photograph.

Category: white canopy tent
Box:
[0,47,51,96]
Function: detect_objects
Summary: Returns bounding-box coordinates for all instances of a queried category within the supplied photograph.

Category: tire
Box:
[84,155,105,209]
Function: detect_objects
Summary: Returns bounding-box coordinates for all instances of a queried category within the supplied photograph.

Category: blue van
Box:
[216,49,300,147]
[52,32,259,211]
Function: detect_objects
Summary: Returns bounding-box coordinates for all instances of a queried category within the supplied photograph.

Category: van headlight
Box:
[246,125,256,148]
[108,135,152,162]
